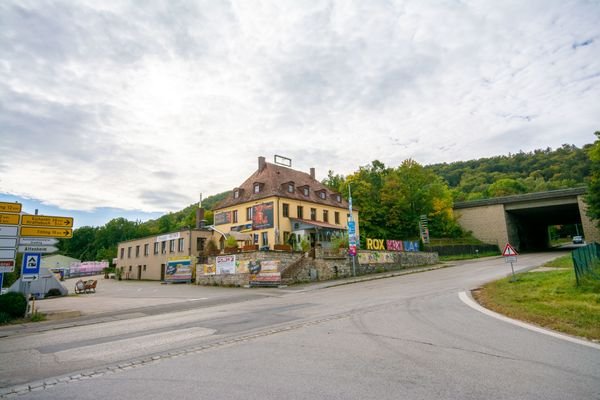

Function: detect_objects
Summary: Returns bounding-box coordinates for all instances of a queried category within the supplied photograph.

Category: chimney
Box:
[258,156,266,172]
[196,208,205,229]
[310,167,315,179]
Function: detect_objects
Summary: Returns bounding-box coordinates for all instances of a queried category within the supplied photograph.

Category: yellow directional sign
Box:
[0,202,22,213]
[20,226,73,239]
[0,213,20,225]
[21,215,74,228]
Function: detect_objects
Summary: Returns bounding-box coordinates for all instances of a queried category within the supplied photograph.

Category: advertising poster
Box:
[203,264,216,275]
[252,202,274,230]
[248,260,281,287]
[165,257,193,282]
[216,255,236,274]
[214,211,232,226]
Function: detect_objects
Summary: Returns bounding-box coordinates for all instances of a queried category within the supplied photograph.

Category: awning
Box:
[290,218,345,231]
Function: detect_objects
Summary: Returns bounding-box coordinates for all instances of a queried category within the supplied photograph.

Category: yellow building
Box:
[212,156,359,250]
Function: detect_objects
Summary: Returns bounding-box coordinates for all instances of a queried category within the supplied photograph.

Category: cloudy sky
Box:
[1,0,598,227]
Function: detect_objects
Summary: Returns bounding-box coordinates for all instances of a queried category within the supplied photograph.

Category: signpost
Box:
[21,215,73,227]
[502,243,519,281]
[0,202,22,213]
[0,213,20,225]
[17,245,58,254]
[20,227,72,238]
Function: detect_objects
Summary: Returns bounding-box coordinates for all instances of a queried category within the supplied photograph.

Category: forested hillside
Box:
[427,144,590,201]
[57,141,594,263]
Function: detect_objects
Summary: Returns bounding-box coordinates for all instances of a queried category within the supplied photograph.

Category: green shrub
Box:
[30,312,45,322]
[225,235,238,248]
[0,312,11,324]
[0,292,27,318]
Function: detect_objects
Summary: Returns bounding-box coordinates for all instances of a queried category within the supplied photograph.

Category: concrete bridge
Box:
[453,187,599,251]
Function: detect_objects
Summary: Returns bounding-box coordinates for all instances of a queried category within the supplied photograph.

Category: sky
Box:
[1,0,599,228]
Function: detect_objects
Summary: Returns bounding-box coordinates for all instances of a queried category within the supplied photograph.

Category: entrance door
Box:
[137,265,142,280]
[160,264,165,281]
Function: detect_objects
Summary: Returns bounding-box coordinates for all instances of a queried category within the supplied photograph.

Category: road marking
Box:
[458,291,600,350]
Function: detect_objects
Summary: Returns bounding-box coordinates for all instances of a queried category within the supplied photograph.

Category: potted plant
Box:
[224,236,239,253]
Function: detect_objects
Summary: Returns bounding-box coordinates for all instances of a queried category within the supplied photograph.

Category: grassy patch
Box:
[542,254,574,268]
[473,268,600,341]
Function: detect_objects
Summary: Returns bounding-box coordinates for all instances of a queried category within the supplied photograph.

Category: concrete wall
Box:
[454,204,507,246]
[578,195,600,243]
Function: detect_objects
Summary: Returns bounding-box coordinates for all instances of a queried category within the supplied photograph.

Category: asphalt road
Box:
[1,252,599,399]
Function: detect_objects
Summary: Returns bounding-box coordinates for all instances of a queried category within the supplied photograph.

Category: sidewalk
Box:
[0,262,460,337]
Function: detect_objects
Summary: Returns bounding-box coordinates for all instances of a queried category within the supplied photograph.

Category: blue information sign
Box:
[22,253,41,276]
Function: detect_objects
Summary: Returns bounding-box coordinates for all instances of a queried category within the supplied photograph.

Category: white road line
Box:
[458,291,600,350]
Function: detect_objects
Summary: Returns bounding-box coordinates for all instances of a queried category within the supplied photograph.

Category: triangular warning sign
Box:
[502,243,518,256]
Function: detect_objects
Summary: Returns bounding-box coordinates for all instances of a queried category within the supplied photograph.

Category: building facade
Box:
[115,228,213,280]
[212,156,359,250]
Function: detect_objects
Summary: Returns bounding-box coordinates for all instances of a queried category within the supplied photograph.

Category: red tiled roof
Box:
[215,160,350,210]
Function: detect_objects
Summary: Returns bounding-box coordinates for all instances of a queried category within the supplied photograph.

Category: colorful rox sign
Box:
[366,238,420,252]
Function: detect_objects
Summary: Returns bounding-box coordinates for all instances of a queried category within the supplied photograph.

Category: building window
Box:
[303,187,309,196]
[297,206,303,219]
[135,245,140,257]
[120,248,124,259]
[178,238,184,252]
[233,210,238,223]
[283,203,289,217]
[323,210,329,223]
[154,242,159,254]
[234,190,240,199]
[144,244,149,256]
[287,183,294,193]
[253,234,259,244]
[169,239,175,253]
[262,232,268,246]
[335,211,340,224]
[161,241,166,254]
[246,207,253,221]
[127,247,132,258]
[336,194,341,202]
[128,266,132,272]
[254,184,261,193]
[310,208,317,221]
[318,191,326,199]
[143,265,147,271]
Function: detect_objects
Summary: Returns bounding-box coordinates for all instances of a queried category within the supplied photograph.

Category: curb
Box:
[458,290,600,350]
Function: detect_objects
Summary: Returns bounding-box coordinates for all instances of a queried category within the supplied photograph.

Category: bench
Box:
[74,279,97,294]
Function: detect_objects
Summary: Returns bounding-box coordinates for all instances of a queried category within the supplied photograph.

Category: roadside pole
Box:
[502,243,518,282]
[348,185,356,277]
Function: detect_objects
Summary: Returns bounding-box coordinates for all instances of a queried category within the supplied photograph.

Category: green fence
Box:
[571,242,600,285]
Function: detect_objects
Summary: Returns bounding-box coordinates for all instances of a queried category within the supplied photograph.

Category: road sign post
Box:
[502,243,519,281]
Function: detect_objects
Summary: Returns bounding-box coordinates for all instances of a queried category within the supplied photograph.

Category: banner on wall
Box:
[366,238,419,252]
[252,202,274,230]
[202,264,216,275]
[214,211,232,225]
[248,259,282,287]
[165,257,193,282]
[216,255,236,274]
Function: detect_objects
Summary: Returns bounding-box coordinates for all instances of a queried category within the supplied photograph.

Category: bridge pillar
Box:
[453,204,506,248]
[577,195,600,243]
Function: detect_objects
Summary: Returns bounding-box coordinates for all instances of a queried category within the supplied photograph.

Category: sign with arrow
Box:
[21,215,74,228]
[18,245,58,254]
[20,227,72,238]
[0,213,20,225]
[0,225,19,237]
[19,237,59,246]
[0,202,22,213]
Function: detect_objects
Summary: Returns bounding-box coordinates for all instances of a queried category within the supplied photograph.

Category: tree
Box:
[585,131,600,223]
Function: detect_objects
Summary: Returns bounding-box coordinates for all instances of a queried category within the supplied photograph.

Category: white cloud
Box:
[0,0,598,217]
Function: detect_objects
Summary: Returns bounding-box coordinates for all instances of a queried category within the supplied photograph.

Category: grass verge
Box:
[473,267,600,341]
[542,254,574,268]
[439,252,499,262]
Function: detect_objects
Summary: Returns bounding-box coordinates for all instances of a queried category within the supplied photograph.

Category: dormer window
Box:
[302,186,310,196]
[336,194,341,202]
[234,190,240,199]
[254,183,261,193]
[317,190,326,200]
[287,183,294,193]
